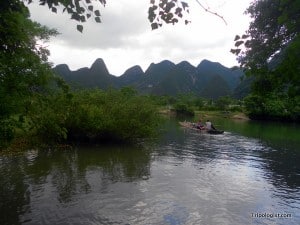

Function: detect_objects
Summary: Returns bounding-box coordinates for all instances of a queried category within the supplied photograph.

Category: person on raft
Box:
[205,119,216,130]
[196,119,205,130]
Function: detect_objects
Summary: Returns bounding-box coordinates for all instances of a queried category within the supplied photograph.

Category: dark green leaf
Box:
[71,13,81,21]
[181,2,188,10]
[95,17,101,23]
[234,35,240,41]
[172,18,178,24]
[235,40,244,47]
[77,24,83,33]
[151,22,158,30]
[100,0,106,6]
[94,10,101,16]
[80,16,86,22]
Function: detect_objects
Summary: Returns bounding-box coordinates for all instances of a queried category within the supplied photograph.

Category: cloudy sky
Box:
[28,0,252,76]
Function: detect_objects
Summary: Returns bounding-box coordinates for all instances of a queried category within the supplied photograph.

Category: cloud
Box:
[28,0,252,75]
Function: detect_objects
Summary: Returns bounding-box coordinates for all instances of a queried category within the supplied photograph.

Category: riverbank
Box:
[195,111,250,121]
[2,108,247,152]
[159,108,250,121]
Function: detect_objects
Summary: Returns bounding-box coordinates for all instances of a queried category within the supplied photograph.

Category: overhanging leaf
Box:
[181,2,188,10]
[94,10,101,17]
[151,22,158,30]
[77,24,83,33]
[234,35,240,41]
[242,34,250,39]
[51,7,57,13]
[95,17,101,23]
[235,40,244,47]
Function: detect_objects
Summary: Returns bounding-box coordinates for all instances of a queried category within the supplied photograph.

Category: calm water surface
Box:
[0,118,299,225]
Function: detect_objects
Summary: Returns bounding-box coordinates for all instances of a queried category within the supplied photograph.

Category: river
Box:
[0,118,299,225]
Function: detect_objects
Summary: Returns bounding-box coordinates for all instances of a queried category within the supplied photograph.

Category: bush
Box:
[28,88,161,143]
[173,102,195,117]
[27,93,71,142]
[243,93,298,121]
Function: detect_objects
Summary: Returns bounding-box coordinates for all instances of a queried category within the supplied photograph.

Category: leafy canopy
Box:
[0,1,58,145]
[231,0,300,121]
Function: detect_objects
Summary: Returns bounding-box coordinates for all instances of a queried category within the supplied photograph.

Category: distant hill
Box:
[116,65,144,87]
[135,60,176,94]
[53,58,117,89]
[200,75,231,99]
[53,58,247,99]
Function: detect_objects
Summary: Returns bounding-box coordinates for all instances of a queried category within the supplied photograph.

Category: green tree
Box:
[0,1,58,146]
[29,89,161,143]
[215,96,232,111]
[193,97,205,110]
[231,0,300,121]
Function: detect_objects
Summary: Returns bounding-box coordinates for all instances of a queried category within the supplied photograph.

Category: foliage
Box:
[150,93,241,113]
[215,96,232,111]
[27,87,72,142]
[22,0,227,32]
[173,102,194,117]
[22,0,190,32]
[231,0,300,122]
[0,1,58,146]
[148,0,190,30]
[26,0,106,33]
[28,88,162,143]
[193,97,205,110]
[244,93,300,121]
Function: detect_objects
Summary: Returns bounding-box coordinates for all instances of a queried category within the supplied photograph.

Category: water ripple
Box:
[1,123,300,225]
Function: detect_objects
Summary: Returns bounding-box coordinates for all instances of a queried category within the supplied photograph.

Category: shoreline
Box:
[195,110,250,121]
[159,109,250,121]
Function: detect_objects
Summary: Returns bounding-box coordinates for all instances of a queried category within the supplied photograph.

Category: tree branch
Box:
[195,0,227,25]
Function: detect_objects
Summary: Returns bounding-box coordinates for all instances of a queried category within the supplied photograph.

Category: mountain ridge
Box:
[53,58,247,98]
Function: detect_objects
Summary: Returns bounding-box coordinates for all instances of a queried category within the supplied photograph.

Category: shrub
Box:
[173,102,195,117]
[28,88,161,143]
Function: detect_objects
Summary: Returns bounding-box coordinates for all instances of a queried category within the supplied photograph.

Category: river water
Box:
[0,118,299,225]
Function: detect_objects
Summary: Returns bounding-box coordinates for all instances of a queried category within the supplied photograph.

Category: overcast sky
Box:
[28,0,252,76]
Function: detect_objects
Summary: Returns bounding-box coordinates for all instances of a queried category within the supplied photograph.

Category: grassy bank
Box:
[195,110,249,120]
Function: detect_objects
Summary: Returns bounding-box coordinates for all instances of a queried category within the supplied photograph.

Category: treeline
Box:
[0,83,161,148]
[231,0,300,122]
[149,94,243,117]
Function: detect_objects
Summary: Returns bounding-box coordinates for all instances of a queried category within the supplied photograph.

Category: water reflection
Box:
[0,145,152,225]
[0,156,30,225]
[0,118,299,225]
